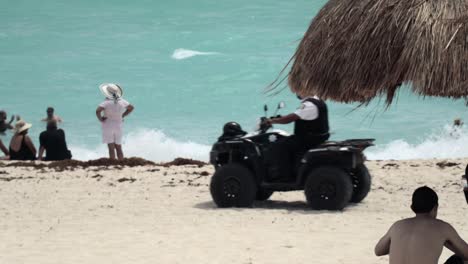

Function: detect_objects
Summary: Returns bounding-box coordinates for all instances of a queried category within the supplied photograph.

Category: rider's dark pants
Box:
[266,134,328,181]
[444,255,464,264]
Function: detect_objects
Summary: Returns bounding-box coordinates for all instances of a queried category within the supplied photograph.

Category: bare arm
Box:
[8,115,15,125]
[268,113,300,125]
[122,104,134,118]
[3,116,14,129]
[38,146,45,161]
[0,139,8,156]
[444,223,468,260]
[96,107,106,122]
[375,225,393,256]
[24,136,36,156]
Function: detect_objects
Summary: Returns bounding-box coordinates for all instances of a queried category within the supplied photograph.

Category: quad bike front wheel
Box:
[350,164,371,203]
[210,163,257,208]
[305,166,353,210]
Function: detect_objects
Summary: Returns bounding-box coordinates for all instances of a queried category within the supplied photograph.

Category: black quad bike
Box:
[209,103,375,210]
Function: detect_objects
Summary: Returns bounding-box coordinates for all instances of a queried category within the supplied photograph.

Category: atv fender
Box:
[297,148,359,185]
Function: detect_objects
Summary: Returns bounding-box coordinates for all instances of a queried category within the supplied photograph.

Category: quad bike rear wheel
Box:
[350,164,371,203]
[305,166,353,210]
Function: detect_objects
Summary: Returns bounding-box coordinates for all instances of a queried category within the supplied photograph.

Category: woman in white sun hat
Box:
[96,83,134,160]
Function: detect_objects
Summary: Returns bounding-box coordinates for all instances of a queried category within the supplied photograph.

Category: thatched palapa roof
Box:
[287,0,468,104]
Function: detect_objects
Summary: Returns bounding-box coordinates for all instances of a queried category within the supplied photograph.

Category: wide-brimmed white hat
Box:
[14,120,32,134]
[99,83,123,100]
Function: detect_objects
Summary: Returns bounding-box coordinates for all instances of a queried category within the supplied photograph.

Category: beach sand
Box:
[0,159,467,264]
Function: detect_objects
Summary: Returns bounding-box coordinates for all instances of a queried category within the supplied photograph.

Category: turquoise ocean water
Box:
[1,0,468,161]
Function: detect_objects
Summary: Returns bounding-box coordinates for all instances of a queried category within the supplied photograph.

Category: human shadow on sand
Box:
[195,200,359,213]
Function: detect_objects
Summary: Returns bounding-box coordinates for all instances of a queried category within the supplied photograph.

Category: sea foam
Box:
[71,129,211,162]
[171,48,219,60]
[70,125,468,162]
[366,125,468,160]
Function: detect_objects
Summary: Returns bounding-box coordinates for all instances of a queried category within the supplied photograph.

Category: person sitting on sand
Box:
[0,110,17,134]
[375,186,468,264]
[0,110,15,159]
[95,83,134,160]
[38,120,72,161]
[41,107,62,123]
[0,139,8,159]
[9,120,36,161]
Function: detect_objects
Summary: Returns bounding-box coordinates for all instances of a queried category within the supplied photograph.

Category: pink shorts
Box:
[101,120,123,145]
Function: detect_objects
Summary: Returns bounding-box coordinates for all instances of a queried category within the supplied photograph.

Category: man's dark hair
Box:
[411,186,438,213]
[47,107,54,113]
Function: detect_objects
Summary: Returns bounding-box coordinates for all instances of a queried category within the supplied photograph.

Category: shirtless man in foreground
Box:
[375,186,468,264]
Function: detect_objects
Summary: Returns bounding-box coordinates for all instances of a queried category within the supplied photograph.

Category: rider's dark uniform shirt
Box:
[293,96,329,143]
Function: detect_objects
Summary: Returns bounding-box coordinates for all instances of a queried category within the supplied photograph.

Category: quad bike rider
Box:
[209,95,374,210]
[265,94,329,182]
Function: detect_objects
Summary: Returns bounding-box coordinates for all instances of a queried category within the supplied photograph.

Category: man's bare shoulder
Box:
[386,219,408,232]
[392,218,413,226]
[392,217,449,228]
[433,219,451,226]
[425,218,452,230]
[433,219,459,235]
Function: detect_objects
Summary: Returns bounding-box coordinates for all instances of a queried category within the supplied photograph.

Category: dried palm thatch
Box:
[286,0,468,105]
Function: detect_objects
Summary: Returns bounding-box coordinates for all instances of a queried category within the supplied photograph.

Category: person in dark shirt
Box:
[38,120,72,161]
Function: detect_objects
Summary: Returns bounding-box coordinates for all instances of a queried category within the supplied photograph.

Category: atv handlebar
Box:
[259,117,272,133]
[259,115,282,134]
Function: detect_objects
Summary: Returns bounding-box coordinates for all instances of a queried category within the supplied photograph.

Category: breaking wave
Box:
[366,125,468,160]
[70,129,211,162]
[69,125,468,162]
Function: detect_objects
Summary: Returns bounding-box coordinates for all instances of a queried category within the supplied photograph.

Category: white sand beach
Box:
[0,159,467,264]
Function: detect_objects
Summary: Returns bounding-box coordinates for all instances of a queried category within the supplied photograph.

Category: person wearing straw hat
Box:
[95,83,134,160]
[8,120,37,160]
